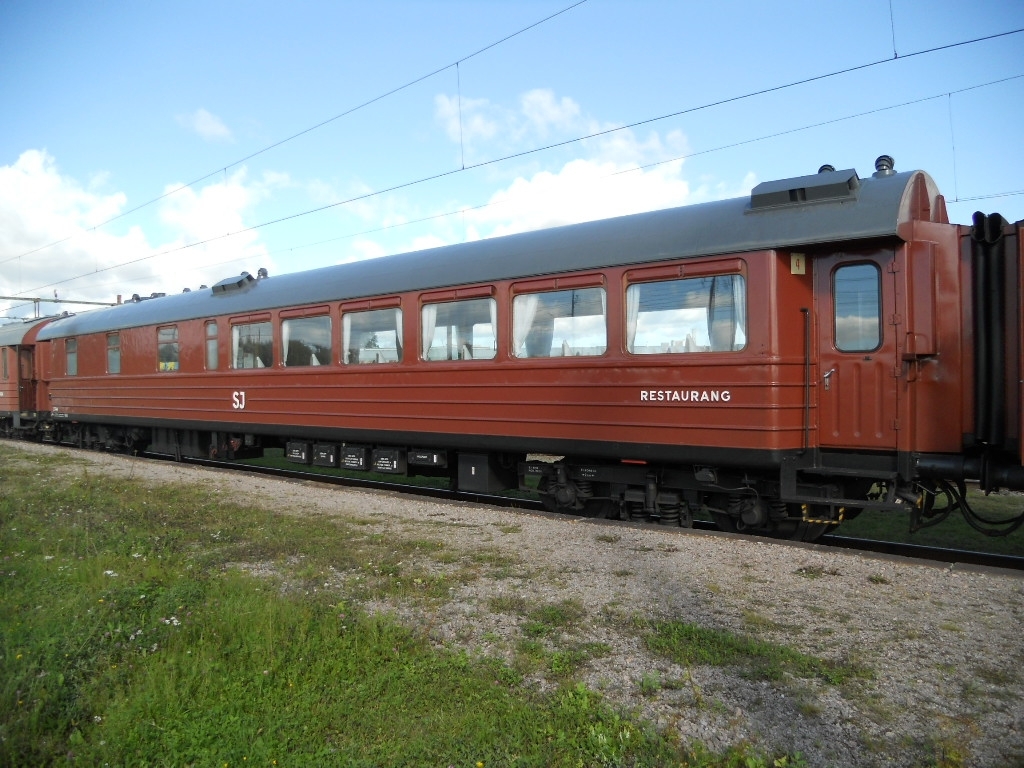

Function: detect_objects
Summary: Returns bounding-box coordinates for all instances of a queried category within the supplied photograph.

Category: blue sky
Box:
[1,0,1022,317]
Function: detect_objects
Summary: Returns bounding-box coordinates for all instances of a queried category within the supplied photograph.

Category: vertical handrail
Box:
[801,307,811,455]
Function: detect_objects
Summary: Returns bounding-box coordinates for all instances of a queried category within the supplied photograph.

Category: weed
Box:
[549,642,611,677]
[641,619,873,685]
[639,671,662,695]
[794,564,841,579]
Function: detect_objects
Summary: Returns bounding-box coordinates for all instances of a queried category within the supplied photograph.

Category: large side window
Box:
[513,287,607,358]
[206,321,219,370]
[158,326,179,371]
[283,316,332,367]
[626,275,746,354]
[232,322,273,369]
[66,339,78,376]
[342,308,402,365]
[107,333,120,374]
[833,263,881,352]
[421,298,496,361]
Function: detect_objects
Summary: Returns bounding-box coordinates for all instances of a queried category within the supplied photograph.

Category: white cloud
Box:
[0,150,275,314]
[520,89,581,135]
[178,108,233,142]
[339,239,387,263]
[434,94,498,144]
[468,153,691,238]
[143,168,283,287]
[422,88,756,244]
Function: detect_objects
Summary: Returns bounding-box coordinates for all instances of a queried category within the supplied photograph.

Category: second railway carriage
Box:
[25,157,1024,539]
[0,317,52,437]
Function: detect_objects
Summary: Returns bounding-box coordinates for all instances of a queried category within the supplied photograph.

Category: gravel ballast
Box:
[8,442,1023,767]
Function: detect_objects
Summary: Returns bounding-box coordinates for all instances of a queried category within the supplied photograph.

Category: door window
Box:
[833,264,881,352]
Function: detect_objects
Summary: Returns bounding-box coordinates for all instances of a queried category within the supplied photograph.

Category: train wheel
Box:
[780,520,831,542]
[711,512,737,533]
[582,498,621,520]
[712,511,831,542]
[782,504,838,542]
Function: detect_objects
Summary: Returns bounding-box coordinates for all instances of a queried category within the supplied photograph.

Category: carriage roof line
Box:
[38,162,942,340]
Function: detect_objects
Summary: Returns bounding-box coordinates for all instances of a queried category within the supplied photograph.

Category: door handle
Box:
[823,368,836,391]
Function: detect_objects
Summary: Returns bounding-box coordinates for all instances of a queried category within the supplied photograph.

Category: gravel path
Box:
[9,442,1024,767]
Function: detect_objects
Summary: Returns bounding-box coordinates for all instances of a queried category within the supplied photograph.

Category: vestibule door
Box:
[814,251,899,450]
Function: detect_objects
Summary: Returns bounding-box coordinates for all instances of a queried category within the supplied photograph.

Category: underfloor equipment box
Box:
[458,453,517,493]
[340,444,370,470]
[372,448,407,474]
[285,441,312,464]
[312,444,338,467]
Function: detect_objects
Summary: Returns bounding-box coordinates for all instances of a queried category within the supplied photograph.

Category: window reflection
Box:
[283,316,332,367]
[513,287,606,358]
[232,322,273,369]
[833,264,881,352]
[626,275,746,354]
[343,308,402,364]
[422,298,496,361]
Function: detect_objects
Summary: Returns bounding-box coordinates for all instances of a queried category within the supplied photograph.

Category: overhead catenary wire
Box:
[0,0,591,268]
[3,80,1020,317]
[5,13,1020,275]
[8,26,1023,303]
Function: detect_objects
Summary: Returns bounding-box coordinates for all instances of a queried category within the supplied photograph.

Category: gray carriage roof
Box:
[37,166,939,340]
[0,317,52,346]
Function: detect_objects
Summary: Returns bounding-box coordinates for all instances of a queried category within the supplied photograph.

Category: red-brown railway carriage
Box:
[6,157,1023,538]
[0,318,50,433]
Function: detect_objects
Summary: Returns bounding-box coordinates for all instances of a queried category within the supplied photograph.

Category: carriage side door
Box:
[815,250,899,450]
[18,347,37,413]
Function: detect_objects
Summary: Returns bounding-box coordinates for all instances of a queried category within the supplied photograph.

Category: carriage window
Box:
[66,339,78,376]
[513,287,607,358]
[157,326,179,371]
[283,316,332,367]
[107,333,120,374]
[231,322,273,369]
[834,264,881,352]
[2,348,7,379]
[626,275,746,354]
[342,308,402,364]
[422,298,496,361]
[205,321,219,370]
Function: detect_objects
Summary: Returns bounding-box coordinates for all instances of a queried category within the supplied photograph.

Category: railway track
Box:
[165,452,1024,574]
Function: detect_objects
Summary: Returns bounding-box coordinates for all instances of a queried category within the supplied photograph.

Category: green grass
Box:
[640,619,872,686]
[1,445,807,767]
[838,489,1024,556]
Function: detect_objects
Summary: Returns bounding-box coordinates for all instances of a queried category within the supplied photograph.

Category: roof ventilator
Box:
[872,154,896,177]
[749,166,860,210]
[211,271,258,295]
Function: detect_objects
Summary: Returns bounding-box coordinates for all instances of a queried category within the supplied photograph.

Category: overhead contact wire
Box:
[1,0,591,267]
[9,27,1024,296]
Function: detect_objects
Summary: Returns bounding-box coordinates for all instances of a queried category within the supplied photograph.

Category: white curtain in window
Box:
[625,286,640,353]
[512,294,539,357]
[733,277,747,350]
[282,321,291,365]
[394,309,403,353]
[342,315,352,364]
[421,305,437,359]
[231,326,241,368]
[488,299,497,351]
